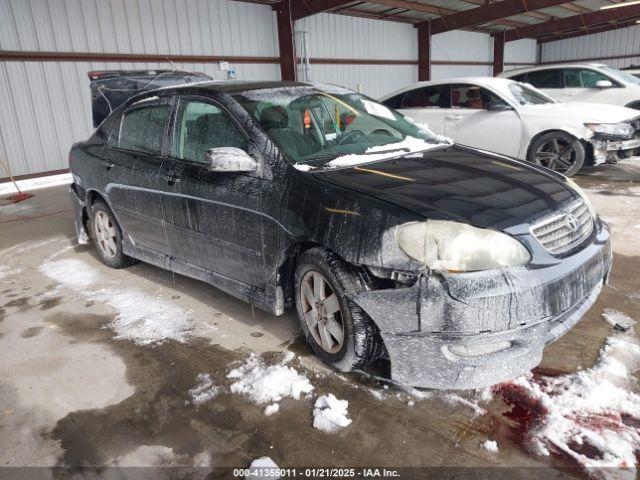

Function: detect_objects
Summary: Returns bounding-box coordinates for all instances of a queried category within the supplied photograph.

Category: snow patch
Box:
[312,394,352,433]
[293,164,314,171]
[482,440,499,454]
[228,353,313,404]
[0,265,21,281]
[189,373,219,405]
[325,136,443,169]
[248,457,280,479]
[494,331,640,477]
[602,309,636,332]
[114,445,184,466]
[264,403,280,416]
[39,259,191,345]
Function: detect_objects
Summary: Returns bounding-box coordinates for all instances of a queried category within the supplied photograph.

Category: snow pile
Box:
[264,403,280,416]
[39,259,191,345]
[228,353,314,404]
[494,331,640,477]
[248,457,280,479]
[312,394,352,433]
[482,440,499,454]
[325,136,442,169]
[189,373,219,405]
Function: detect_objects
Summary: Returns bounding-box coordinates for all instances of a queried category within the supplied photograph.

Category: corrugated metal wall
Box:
[0,0,279,177]
[541,24,640,68]
[1,0,538,177]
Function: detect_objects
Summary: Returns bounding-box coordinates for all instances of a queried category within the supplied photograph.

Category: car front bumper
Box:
[591,137,640,165]
[352,222,612,390]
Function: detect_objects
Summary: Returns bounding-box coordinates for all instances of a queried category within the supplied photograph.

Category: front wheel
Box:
[294,248,383,372]
[527,132,585,177]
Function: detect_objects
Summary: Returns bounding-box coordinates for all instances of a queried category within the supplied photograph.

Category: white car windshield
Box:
[507,83,555,105]
[233,86,445,166]
[600,66,640,85]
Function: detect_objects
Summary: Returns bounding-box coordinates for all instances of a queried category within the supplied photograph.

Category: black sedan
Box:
[69,80,612,390]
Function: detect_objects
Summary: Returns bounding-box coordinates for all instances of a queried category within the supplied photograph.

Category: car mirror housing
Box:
[205,147,258,172]
[595,80,613,89]
[486,102,511,112]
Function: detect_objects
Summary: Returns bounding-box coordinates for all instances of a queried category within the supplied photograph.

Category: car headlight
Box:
[585,122,634,138]
[565,177,597,219]
[395,221,531,272]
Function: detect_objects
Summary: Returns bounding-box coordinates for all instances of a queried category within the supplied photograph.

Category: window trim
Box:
[106,95,173,157]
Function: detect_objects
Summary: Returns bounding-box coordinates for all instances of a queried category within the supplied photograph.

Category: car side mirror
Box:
[204,147,258,172]
[595,80,613,88]
[486,101,511,111]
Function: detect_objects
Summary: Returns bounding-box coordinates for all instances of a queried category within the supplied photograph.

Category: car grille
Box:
[530,200,594,255]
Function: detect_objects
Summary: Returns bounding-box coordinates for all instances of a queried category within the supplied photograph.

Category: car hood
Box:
[311,145,579,231]
[517,101,639,123]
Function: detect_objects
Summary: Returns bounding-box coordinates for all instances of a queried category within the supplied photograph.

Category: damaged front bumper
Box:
[590,136,640,165]
[352,222,612,390]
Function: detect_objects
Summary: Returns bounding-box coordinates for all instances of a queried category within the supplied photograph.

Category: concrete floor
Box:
[0,162,639,478]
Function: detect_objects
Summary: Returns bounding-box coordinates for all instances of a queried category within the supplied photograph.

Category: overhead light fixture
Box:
[601,0,640,10]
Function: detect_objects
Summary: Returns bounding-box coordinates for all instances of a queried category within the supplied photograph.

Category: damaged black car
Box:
[69,79,612,390]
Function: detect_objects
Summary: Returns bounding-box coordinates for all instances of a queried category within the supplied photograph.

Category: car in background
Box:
[380,77,640,176]
[70,79,612,390]
[621,65,640,80]
[500,63,640,109]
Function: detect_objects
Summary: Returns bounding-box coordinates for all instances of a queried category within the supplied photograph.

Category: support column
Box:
[417,22,431,82]
[275,2,296,81]
[493,31,505,76]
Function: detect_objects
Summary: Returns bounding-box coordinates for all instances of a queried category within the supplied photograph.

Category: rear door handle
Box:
[446,115,463,121]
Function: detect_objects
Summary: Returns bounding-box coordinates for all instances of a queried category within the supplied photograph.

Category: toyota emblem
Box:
[565,213,579,232]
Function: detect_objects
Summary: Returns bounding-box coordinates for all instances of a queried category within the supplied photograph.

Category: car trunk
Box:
[89,70,212,127]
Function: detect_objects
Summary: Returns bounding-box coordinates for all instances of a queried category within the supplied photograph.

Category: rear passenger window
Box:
[525,69,562,88]
[401,85,451,109]
[173,100,248,164]
[113,103,169,154]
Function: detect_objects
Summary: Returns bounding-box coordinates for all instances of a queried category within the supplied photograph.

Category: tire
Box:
[88,200,136,269]
[527,131,585,177]
[294,247,383,372]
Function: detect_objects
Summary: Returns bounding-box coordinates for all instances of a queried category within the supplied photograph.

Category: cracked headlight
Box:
[395,221,531,272]
[585,122,634,139]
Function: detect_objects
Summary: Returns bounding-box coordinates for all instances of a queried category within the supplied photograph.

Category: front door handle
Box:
[446,115,463,121]
[105,163,115,171]
[162,175,181,186]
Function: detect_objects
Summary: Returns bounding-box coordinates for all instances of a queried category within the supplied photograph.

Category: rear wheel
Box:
[528,132,585,177]
[294,248,383,372]
[89,200,136,269]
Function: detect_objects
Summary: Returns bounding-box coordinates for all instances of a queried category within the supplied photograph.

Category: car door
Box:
[386,84,449,134]
[102,96,173,255]
[443,83,522,157]
[163,96,268,288]
[563,68,621,105]
[524,69,565,101]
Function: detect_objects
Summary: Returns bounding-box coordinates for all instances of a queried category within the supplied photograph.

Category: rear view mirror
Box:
[486,101,511,111]
[205,147,258,172]
[595,80,613,88]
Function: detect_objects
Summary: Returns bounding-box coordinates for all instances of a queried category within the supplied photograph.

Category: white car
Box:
[621,66,640,81]
[380,77,640,176]
[500,63,640,110]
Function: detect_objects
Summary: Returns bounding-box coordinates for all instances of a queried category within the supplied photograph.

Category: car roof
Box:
[380,77,516,99]
[501,63,608,77]
[147,80,315,95]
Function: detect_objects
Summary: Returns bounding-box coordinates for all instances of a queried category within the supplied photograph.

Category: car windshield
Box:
[600,66,640,85]
[507,82,555,105]
[233,85,445,167]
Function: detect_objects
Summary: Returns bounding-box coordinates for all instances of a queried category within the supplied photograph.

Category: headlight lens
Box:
[565,177,597,219]
[585,122,634,138]
[395,221,531,272]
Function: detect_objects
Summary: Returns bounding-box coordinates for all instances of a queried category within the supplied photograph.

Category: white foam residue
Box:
[248,457,280,479]
[189,373,219,405]
[39,259,191,345]
[495,331,640,478]
[228,353,313,404]
[293,164,314,171]
[0,265,21,281]
[264,403,280,416]
[325,136,443,169]
[602,309,636,331]
[482,440,499,454]
[312,394,352,433]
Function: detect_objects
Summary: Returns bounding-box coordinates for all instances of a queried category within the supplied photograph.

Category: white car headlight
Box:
[585,122,634,138]
[395,220,531,272]
[565,177,597,219]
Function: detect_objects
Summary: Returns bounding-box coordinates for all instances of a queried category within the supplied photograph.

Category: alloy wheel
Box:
[300,270,345,354]
[533,138,577,174]
[94,210,118,259]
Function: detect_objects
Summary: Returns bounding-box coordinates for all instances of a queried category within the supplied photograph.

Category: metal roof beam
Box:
[273,0,357,20]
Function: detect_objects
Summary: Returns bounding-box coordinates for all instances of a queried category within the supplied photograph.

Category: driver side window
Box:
[451,84,505,110]
[172,100,248,164]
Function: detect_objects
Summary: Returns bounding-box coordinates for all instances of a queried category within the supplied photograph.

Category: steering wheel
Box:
[337,130,366,145]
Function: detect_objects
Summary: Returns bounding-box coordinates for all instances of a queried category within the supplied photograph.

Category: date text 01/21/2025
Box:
[233,467,401,478]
